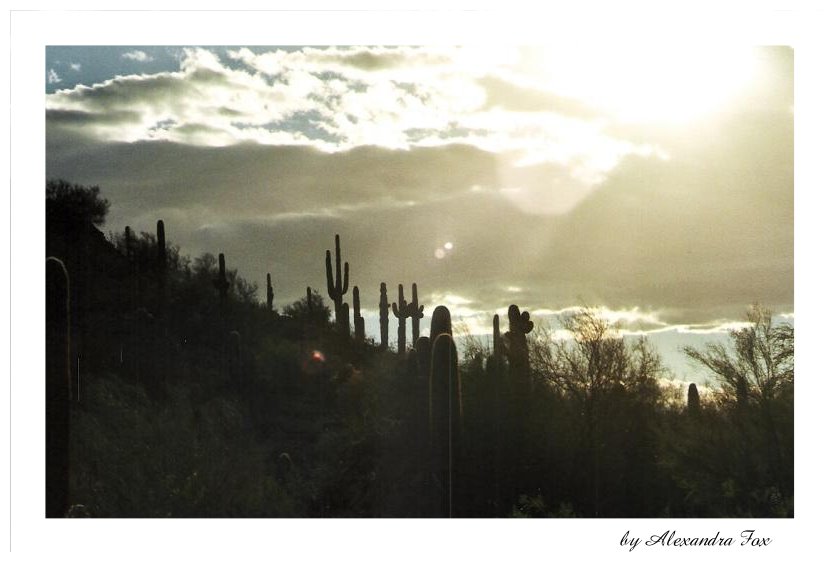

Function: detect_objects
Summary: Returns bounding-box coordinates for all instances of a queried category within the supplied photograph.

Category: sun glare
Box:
[528,45,759,124]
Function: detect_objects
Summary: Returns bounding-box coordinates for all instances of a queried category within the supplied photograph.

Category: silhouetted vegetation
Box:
[47,179,110,226]
[45,180,793,517]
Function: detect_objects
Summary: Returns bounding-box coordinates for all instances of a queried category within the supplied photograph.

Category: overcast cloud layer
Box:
[46,46,793,370]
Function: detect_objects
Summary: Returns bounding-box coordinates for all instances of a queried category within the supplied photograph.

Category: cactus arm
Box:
[334,234,342,292]
[326,249,335,299]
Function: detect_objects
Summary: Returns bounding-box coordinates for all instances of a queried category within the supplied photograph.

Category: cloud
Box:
[121,49,153,62]
[46,108,143,127]
[47,69,61,84]
[46,46,657,208]
[226,45,460,78]
[477,75,600,119]
[46,108,792,329]
[45,46,793,335]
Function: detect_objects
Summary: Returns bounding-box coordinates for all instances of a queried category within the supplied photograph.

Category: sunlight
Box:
[527,44,759,124]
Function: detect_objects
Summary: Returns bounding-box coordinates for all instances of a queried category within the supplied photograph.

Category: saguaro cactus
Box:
[339,302,351,339]
[46,257,71,517]
[266,273,274,311]
[379,282,389,350]
[124,225,133,258]
[486,313,505,386]
[215,253,230,301]
[506,304,534,426]
[124,226,139,310]
[415,336,431,378]
[687,383,701,416]
[306,286,313,315]
[492,314,503,358]
[156,220,167,316]
[407,283,424,345]
[214,253,231,327]
[156,219,166,268]
[391,284,409,355]
[326,234,350,333]
[353,286,365,342]
[506,304,534,376]
[430,305,452,345]
[429,333,463,517]
[429,334,462,426]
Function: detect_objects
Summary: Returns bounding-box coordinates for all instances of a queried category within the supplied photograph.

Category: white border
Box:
[7,5,836,561]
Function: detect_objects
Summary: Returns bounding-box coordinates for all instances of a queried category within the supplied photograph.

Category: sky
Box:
[44,45,794,385]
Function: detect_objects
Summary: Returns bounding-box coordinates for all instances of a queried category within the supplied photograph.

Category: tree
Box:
[46,179,110,226]
[533,308,663,401]
[683,305,793,408]
[529,307,666,515]
[681,304,794,509]
[282,289,331,326]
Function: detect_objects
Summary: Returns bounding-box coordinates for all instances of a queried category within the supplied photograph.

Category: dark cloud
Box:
[46,108,143,126]
[313,47,453,72]
[46,98,792,326]
[58,73,198,111]
[218,106,245,117]
[172,122,230,136]
[330,50,411,71]
[46,125,501,215]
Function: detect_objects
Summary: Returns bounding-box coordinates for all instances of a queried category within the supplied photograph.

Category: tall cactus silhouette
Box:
[156,220,166,268]
[266,273,274,311]
[306,286,313,315]
[124,225,133,258]
[687,383,701,416]
[353,286,365,342]
[429,333,463,517]
[416,336,431,378]
[492,314,503,358]
[214,253,231,327]
[215,253,230,300]
[124,226,138,309]
[407,283,424,345]
[506,304,534,376]
[326,234,349,334]
[379,282,389,350]
[155,220,168,317]
[430,305,452,344]
[46,257,71,517]
[392,284,409,355]
[339,302,351,339]
[506,304,534,429]
[486,313,505,390]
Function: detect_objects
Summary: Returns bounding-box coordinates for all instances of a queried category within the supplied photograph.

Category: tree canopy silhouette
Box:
[46,178,110,226]
[683,305,794,407]
[282,289,331,325]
